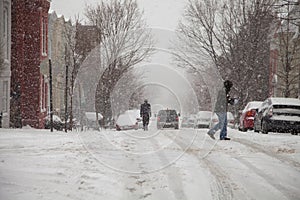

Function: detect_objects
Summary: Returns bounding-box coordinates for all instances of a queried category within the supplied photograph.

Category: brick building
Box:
[10,0,50,128]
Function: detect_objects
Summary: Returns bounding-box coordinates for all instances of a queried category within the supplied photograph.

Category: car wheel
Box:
[261,121,268,134]
[175,125,179,129]
[239,123,247,132]
[291,132,298,135]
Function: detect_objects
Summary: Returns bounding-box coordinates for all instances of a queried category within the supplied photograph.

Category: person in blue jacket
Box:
[207,80,234,140]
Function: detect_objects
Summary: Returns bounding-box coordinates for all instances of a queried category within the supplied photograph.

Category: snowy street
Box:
[2,0,300,199]
[0,123,300,200]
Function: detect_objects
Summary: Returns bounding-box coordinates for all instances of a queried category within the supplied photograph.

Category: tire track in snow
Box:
[227,138,300,200]
[232,138,300,170]
[187,134,299,200]
[164,132,234,200]
[149,137,189,200]
[233,156,300,200]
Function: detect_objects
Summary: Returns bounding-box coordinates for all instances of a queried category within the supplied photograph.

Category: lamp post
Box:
[49,59,53,132]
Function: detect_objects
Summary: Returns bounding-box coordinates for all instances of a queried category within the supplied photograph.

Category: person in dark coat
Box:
[207,80,234,140]
[140,99,151,131]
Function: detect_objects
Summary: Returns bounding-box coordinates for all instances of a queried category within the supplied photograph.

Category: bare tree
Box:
[64,18,81,130]
[273,0,300,98]
[64,17,99,129]
[85,0,154,125]
[110,69,145,118]
[174,0,276,111]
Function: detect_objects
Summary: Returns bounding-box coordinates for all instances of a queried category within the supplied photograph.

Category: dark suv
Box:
[157,109,179,129]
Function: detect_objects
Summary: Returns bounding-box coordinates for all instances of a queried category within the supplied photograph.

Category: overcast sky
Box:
[50,0,186,30]
[50,0,196,111]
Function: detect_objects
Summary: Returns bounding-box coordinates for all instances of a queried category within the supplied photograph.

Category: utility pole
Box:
[64,45,69,133]
[49,59,53,132]
[65,64,68,133]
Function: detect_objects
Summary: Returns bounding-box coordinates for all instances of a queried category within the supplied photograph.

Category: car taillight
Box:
[176,116,179,121]
[157,117,160,121]
[246,110,255,117]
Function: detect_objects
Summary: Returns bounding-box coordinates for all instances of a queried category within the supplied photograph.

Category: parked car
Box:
[211,112,235,129]
[84,112,103,130]
[254,97,300,135]
[181,115,196,128]
[116,109,141,131]
[239,101,263,132]
[195,111,213,129]
[125,109,143,129]
[157,109,179,129]
[44,114,63,131]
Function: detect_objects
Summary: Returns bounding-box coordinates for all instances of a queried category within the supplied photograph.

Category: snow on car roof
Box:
[269,98,300,106]
[85,112,103,120]
[125,109,140,116]
[116,112,137,126]
[46,114,62,122]
[197,111,213,117]
[243,101,263,112]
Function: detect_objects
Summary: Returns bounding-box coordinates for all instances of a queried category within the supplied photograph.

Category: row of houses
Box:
[0,0,56,128]
[0,0,94,128]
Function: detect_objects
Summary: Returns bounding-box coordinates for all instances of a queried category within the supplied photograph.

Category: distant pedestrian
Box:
[140,99,151,131]
[207,80,234,140]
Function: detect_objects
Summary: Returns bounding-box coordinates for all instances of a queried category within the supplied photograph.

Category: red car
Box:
[239,101,263,132]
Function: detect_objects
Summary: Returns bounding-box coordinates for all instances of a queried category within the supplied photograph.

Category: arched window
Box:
[3,7,8,59]
[42,17,47,56]
[2,81,8,112]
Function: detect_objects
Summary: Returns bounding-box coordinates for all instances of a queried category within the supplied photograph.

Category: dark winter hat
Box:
[224,80,233,89]
[144,99,148,103]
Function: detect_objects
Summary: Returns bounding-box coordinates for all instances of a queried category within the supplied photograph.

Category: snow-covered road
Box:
[0,125,300,200]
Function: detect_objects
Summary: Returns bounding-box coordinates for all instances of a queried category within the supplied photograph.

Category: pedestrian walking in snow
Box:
[140,99,151,131]
[207,80,234,140]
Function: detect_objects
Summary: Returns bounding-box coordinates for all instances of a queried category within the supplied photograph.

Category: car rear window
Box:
[273,105,300,116]
[158,110,177,119]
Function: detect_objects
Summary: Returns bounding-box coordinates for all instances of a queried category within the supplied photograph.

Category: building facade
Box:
[47,11,71,119]
[0,0,11,128]
[10,0,50,128]
[269,1,300,98]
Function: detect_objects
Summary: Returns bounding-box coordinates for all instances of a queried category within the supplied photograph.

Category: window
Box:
[2,81,8,112]
[3,7,8,59]
[40,75,47,112]
[42,17,47,55]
